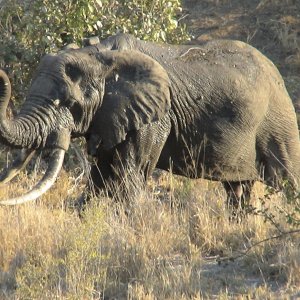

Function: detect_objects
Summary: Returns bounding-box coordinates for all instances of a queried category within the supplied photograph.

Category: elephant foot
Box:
[74,194,87,216]
[222,180,254,221]
[73,192,92,218]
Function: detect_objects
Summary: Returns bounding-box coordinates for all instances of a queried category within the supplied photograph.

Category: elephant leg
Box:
[90,148,114,193]
[110,118,171,200]
[74,147,114,211]
[222,180,254,216]
[78,138,149,208]
[86,116,171,202]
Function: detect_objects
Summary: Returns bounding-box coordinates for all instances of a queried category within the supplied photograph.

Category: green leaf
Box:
[0,0,190,105]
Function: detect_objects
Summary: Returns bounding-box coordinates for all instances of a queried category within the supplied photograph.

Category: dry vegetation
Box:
[1,0,300,299]
[0,159,299,299]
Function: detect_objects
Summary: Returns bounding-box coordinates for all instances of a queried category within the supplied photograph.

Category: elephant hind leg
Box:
[222,180,254,218]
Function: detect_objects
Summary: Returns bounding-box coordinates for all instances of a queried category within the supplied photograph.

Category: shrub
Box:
[0,0,189,105]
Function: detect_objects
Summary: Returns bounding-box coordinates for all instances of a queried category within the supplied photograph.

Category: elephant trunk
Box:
[0,70,72,205]
[0,70,51,149]
[0,70,11,139]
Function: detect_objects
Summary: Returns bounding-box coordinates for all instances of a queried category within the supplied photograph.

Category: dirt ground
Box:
[181,0,300,112]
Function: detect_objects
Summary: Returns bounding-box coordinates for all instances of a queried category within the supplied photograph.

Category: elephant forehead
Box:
[39,54,65,69]
[39,52,93,71]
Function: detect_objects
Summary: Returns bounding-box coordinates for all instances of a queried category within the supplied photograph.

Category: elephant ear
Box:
[94,50,171,150]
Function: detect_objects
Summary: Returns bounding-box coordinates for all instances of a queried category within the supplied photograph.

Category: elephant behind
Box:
[0,33,299,213]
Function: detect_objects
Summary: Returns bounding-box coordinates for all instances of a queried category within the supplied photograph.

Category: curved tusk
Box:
[0,148,65,205]
[0,149,36,184]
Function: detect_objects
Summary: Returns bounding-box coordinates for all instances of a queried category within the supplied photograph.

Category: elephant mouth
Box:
[0,148,66,205]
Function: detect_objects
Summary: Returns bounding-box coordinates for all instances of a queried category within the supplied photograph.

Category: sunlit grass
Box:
[0,167,299,299]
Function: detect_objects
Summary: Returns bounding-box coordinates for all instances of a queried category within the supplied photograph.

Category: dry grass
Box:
[0,166,299,299]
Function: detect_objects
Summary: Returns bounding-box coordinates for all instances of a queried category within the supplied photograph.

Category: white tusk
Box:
[0,148,65,205]
[53,99,60,107]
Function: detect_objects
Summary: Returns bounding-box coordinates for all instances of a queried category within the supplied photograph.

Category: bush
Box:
[0,0,189,105]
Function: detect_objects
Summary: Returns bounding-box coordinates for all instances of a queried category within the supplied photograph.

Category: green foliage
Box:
[252,182,300,229]
[0,0,189,104]
[279,181,300,227]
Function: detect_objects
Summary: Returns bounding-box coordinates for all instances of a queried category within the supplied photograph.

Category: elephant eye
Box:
[65,63,82,83]
[85,85,92,98]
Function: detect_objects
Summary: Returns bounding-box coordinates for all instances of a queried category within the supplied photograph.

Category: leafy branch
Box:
[0,0,189,105]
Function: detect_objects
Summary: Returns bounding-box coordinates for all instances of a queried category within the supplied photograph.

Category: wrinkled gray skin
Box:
[89,33,300,210]
[0,46,170,204]
[1,33,300,212]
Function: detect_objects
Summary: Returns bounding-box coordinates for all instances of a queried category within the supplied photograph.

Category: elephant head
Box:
[0,47,170,204]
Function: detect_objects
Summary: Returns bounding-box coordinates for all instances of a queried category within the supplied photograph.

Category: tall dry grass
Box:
[0,165,299,299]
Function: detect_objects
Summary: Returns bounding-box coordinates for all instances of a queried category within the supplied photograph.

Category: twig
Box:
[177,13,190,23]
[216,229,300,264]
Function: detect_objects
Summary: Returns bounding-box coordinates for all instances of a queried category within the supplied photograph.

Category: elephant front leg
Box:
[79,117,171,206]
[90,149,115,194]
[74,147,115,213]
[77,141,147,209]
[222,180,254,219]
[110,121,171,201]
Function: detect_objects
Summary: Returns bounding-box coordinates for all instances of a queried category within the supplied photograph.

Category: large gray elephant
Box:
[0,33,300,212]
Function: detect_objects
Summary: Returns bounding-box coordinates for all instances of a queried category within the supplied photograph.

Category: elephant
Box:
[0,33,300,214]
